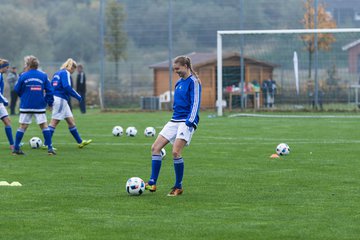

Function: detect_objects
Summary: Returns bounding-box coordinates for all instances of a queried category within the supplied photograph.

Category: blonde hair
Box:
[174,55,201,84]
[24,55,39,69]
[61,58,77,71]
[0,58,9,70]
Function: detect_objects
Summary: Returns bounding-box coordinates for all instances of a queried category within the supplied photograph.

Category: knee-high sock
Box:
[14,128,25,150]
[42,128,52,150]
[5,126,14,146]
[174,157,184,189]
[45,126,56,146]
[149,155,162,185]
[69,126,82,144]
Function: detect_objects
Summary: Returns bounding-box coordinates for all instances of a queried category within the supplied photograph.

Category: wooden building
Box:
[342,39,360,73]
[149,52,277,109]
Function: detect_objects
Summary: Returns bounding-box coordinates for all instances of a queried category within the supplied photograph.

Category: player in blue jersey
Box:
[12,55,55,155]
[48,58,92,148]
[145,55,202,196]
[0,58,15,151]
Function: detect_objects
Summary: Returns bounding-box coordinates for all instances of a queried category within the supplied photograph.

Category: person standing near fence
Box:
[267,77,277,108]
[145,55,202,197]
[76,64,86,113]
[6,66,18,115]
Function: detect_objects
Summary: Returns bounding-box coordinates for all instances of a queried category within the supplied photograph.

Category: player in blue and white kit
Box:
[48,58,92,148]
[0,58,15,151]
[13,55,55,155]
[145,55,202,196]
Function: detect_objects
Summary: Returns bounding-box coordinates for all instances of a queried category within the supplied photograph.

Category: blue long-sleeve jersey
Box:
[0,73,9,104]
[14,69,54,113]
[171,75,201,128]
[51,69,81,102]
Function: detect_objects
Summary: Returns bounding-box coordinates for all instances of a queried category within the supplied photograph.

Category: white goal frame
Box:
[216,28,360,116]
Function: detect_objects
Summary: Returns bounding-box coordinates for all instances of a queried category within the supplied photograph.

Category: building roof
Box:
[342,39,360,51]
[149,52,278,69]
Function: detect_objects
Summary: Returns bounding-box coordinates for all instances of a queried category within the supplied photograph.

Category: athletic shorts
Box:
[159,121,195,146]
[52,96,73,120]
[19,113,47,125]
[0,104,9,119]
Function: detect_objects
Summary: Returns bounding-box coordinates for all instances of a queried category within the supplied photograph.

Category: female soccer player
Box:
[145,55,202,196]
[48,58,92,148]
[0,58,15,151]
[12,55,55,155]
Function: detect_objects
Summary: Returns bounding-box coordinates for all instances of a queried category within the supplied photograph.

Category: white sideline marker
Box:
[0,181,10,186]
[10,181,22,187]
[0,181,22,186]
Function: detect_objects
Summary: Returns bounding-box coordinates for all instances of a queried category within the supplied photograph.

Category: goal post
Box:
[217,28,360,116]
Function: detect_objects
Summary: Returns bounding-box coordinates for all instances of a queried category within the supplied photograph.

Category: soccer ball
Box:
[160,148,166,159]
[29,137,43,149]
[112,126,123,136]
[126,126,137,137]
[276,143,290,156]
[126,177,145,196]
[144,127,156,137]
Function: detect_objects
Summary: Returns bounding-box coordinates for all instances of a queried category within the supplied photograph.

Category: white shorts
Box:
[19,113,47,125]
[159,121,195,146]
[0,104,9,119]
[52,96,73,120]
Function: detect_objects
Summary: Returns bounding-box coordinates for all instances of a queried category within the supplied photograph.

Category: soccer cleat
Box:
[167,187,183,197]
[42,145,57,151]
[145,182,157,192]
[78,139,92,148]
[12,149,25,155]
[48,149,56,155]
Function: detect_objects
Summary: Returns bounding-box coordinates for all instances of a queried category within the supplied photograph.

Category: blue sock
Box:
[49,126,55,137]
[45,126,56,146]
[69,126,82,144]
[42,128,52,150]
[149,155,162,185]
[5,126,14,145]
[14,128,25,150]
[174,157,184,189]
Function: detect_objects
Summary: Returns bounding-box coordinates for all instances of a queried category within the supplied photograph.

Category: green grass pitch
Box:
[1,109,360,239]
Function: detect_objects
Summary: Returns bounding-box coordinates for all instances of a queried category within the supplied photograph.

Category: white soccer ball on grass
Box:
[276,143,290,156]
[29,137,43,149]
[112,126,124,136]
[126,126,137,137]
[144,127,156,137]
[126,177,145,196]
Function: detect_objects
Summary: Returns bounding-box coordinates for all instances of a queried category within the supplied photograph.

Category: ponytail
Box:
[174,55,201,84]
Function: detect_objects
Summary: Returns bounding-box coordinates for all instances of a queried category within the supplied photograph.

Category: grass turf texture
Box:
[1,109,360,239]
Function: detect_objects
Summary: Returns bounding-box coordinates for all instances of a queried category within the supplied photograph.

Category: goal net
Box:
[216,28,360,116]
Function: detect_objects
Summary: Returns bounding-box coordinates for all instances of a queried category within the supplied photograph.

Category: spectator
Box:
[76,64,86,113]
[6,66,18,115]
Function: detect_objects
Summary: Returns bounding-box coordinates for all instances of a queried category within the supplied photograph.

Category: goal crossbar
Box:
[216,28,360,116]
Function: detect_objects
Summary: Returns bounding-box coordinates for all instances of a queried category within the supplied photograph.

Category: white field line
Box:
[229,113,360,119]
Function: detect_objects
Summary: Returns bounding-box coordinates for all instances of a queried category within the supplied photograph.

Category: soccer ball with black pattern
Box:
[276,143,290,156]
[144,127,156,137]
[126,126,137,137]
[126,177,145,196]
[112,126,123,136]
[29,137,43,149]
